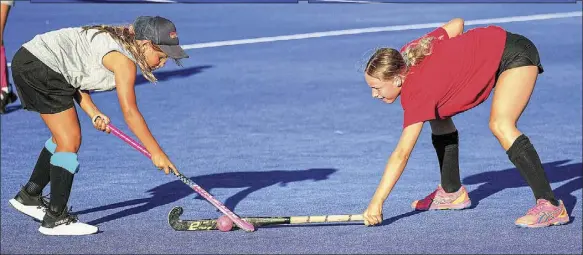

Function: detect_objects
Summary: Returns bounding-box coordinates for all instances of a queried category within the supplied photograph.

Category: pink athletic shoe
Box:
[515,199,569,228]
[411,185,472,210]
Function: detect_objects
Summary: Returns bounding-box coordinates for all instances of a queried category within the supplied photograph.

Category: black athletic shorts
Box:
[495,31,544,80]
[11,47,77,114]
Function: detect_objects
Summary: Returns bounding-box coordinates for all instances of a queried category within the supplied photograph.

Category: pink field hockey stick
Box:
[106,123,255,232]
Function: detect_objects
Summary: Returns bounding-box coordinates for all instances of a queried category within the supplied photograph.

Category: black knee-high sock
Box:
[507,134,558,206]
[48,152,78,215]
[49,164,75,215]
[432,131,462,193]
[24,140,56,196]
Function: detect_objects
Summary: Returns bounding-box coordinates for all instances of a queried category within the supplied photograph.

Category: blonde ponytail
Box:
[81,25,158,83]
[364,35,436,85]
[401,36,435,67]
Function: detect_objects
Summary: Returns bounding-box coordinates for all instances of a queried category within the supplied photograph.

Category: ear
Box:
[128,25,135,35]
[393,75,405,87]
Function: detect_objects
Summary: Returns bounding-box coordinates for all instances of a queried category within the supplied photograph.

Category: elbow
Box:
[121,107,140,122]
[444,18,465,38]
[452,18,465,32]
[393,148,411,161]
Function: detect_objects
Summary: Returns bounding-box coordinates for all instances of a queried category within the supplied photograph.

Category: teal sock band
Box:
[44,138,57,154]
[50,152,79,174]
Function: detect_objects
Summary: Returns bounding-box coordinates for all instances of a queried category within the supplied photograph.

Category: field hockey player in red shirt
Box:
[361,18,569,228]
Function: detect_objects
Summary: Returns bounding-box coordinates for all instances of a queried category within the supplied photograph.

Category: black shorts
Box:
[11,47,76,114]
[495,31,544,80]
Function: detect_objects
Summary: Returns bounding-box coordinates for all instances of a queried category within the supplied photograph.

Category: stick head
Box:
[168,206,183,225]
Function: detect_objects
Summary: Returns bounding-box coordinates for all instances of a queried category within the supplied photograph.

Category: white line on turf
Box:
[7,11,581,66]
[312,0,375,3]
[144,0,176,3]
[181,11,582,50]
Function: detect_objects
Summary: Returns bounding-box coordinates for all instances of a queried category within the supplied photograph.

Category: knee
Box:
[54,133,82,152]
[489,118,516,139]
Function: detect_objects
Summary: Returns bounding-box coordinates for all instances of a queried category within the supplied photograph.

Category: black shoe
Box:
[14,188,48,206]
[40,207,78,228]
[38,207,98,235]
[8,188,49,221]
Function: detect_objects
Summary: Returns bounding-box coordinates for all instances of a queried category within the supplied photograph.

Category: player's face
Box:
[365,74,401,104]
[142,42,168,70]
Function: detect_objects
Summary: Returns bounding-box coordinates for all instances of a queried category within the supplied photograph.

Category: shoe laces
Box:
[37,194,51,212]
[425,187,456,203]
[423,188,440,201]
[54,206,79,226]
[63,207,79,225]
[526,200,551,215]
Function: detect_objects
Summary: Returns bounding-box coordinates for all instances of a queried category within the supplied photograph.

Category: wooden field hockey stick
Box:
[168,206,363,231]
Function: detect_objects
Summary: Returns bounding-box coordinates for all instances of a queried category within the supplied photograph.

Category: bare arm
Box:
[441,18,465,38]
[74,90,100,118]
[102,51,164,156]
[370,122,424,204]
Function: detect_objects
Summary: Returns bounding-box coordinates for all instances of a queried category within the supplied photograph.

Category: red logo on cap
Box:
[169,32,178,39]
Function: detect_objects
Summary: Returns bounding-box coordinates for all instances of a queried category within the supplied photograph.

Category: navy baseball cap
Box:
[133,16,189,61]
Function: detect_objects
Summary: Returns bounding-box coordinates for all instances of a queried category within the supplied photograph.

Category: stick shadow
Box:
[77,168,337,225]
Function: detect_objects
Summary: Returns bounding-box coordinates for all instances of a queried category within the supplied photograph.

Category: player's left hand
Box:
[363,201,383,226]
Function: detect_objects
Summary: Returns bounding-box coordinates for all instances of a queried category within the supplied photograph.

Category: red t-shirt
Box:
[399,26,507,128]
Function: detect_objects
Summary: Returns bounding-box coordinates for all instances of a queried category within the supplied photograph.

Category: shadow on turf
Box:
[463,159,582,224]
[77,168,337,226]
[376,159,581,227]
[134,65,213,86]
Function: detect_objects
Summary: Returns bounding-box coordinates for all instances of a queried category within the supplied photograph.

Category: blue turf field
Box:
[1,2,581,254]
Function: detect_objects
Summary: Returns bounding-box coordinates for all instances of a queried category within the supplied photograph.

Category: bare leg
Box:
[489,66,557,205]
[40,107,82,215]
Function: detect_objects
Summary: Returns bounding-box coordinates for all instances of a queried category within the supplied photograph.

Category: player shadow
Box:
[377,159,581,226]
[134,65,213,86]
[76,168,337,225]
[463,159,581,223]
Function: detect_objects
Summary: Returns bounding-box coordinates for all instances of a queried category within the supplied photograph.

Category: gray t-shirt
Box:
[23,27,136,92]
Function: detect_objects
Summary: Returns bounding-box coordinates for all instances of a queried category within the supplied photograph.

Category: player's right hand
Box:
[151,152,179,175]
[91,113,111,133]
[363,201,383,226]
